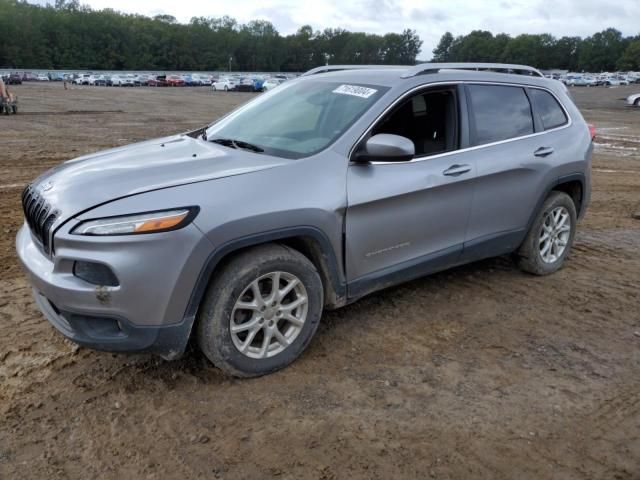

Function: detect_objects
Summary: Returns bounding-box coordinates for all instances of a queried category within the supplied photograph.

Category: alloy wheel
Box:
[539,206,571,263]
[230,271,308,359]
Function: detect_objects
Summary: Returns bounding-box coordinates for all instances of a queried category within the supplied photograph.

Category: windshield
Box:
[205,80,388,159]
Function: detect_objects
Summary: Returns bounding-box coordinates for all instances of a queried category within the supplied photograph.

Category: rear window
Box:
[468,84,534,145]
[529,88,568,130]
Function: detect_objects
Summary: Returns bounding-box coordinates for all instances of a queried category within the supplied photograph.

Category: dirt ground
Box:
[0,82,639,479]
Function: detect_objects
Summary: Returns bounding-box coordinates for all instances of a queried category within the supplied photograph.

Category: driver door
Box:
[345,86,476,296]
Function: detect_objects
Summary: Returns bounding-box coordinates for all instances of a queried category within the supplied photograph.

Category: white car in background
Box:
[88,75,106,85]
[601,76,621,86]
[262,78,283,91]
[566,76,591,87]
[211,77,236,91]
[73,74,91,85]
[626,93,640,107]
[36,74,49,81]
[112,74,135,87]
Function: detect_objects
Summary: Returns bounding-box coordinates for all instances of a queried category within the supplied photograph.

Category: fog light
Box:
[73,261,119,286]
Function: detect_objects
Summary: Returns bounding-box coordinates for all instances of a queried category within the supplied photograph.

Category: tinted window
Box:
[529,88,568,130]
[468,85,534,145]
[373,89,458,156]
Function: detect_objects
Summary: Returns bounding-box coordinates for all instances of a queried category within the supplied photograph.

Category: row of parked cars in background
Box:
[554,72,640,87]
[1,71,293,93]
[211,75,287,92]
[71,73,219,87]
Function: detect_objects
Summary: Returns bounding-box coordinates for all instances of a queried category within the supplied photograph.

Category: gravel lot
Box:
[1,82,639,479]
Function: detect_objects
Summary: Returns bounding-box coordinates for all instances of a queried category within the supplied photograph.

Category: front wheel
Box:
[197,244,324,377]
[516,191,577,275]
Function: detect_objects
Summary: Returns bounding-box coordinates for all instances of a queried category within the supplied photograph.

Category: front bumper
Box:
[31,288,192,359]
[16,221,213,358]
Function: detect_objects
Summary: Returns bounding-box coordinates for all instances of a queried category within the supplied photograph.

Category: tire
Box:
[635,98,640,107]
[516,191,577,275]
[212,86,217,91]
[197,243,324,377]
[224,86,228,92]
[12,105,17,114]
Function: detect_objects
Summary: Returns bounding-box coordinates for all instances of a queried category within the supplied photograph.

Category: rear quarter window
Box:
[468,84,534,145]
[529,88,568,130]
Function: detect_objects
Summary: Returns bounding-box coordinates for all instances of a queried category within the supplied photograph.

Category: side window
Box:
[372,88,458,156]
[529,88,568,130]
[467,85,534,145]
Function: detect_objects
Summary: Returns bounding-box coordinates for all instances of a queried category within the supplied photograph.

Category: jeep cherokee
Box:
[16,63,593,377]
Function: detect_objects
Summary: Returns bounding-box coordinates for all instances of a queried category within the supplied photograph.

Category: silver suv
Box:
[17,63,593,377]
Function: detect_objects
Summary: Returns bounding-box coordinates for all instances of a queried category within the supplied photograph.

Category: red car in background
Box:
[166,75,185,87]
[148,75,168,87]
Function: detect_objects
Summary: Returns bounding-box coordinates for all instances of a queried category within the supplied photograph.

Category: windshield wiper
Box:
[209,137,264,153]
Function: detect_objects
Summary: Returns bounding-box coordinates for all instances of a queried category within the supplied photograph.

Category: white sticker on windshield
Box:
[332,84,378,99]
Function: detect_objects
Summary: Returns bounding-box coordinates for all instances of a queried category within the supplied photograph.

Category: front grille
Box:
[21,185,57,255]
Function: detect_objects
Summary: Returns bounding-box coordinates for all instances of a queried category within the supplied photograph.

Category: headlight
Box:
[72,208,198,236]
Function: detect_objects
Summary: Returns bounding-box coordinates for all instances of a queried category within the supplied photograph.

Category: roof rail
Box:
[401,63,544,78]
[301,65,407,77]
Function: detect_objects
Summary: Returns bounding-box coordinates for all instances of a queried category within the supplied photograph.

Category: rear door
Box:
[461,83,569,260]
[345,85,476,293]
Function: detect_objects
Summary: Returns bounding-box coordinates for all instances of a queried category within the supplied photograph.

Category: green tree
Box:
[579,28,626,72]
[617,39,640,70]
[432,32,453,62]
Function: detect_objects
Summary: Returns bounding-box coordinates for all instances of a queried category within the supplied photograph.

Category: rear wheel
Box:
[224,86,228,91]
[197,244,324,377]
[635,98,640,107]
[516,191,577,275]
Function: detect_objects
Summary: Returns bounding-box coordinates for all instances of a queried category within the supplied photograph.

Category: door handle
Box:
[443,164,471,176]
[534,147,554,157]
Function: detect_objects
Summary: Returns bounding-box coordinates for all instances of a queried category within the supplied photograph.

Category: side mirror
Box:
[355,134,415,163]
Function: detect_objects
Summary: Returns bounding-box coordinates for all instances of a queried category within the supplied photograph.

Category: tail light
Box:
[588,123,596,141]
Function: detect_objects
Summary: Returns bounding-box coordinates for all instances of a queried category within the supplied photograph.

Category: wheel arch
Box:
[526,173,585,229]
[553,177,584,217]
[183,227,347,325]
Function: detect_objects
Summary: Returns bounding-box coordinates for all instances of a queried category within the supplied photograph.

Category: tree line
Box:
[0,0,422,71]
[2,0,638,73]
[432,29,640,72]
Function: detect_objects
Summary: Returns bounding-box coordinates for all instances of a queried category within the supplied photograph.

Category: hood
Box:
[30,134,287,221]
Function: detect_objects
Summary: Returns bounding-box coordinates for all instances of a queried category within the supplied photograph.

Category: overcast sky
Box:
[35,0,639,58]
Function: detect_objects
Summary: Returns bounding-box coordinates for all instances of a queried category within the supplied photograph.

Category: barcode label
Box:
[332,84,378,99]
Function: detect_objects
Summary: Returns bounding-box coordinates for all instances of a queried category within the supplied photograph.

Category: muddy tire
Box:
[12,105,17,114]
[517,191,577,275]
[197,243,323,377]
